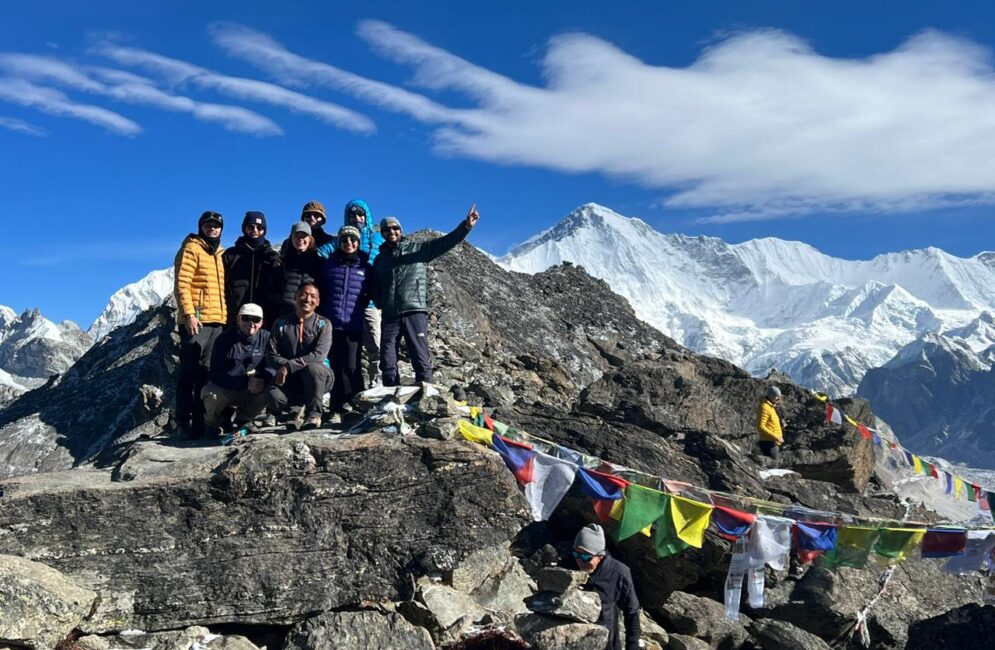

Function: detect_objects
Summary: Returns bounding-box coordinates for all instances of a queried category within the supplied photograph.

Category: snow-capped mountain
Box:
[88,268,174,341]
[499,203,995,396]
[0,306,92,404]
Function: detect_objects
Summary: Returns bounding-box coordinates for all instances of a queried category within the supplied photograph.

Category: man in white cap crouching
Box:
[573,523,642,650]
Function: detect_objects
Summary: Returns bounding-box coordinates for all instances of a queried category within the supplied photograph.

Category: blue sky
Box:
[3,1,995,326]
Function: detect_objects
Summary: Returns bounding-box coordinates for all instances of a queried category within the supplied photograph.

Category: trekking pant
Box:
[175,324,223,432]
[380,312,432,386]
[363,307,382,385]
[330,328,363,411]
[267,362,331,414]
[201,383,269,428]
[758,441,780,462]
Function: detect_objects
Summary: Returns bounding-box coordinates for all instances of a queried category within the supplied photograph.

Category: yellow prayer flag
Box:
[670,495,713,548]
[459,420,493,447]
[955,477,964,499]
[609,498,625,521]
[845,415,859,427]
[814,393,828,402]
[912,456,923,475]
[468,406,482,420]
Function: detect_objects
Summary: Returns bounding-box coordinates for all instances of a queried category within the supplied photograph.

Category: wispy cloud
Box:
[0,76,140,135]
[217,21,995,220]
[0,115,46,136]
[0,54,281,136]
[93,42,376,134]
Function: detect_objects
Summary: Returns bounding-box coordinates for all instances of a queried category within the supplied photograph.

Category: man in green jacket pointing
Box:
[373,204,480,387]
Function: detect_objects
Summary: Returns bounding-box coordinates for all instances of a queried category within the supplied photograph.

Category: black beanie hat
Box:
[242,211,267,231]
[199,211,224,228]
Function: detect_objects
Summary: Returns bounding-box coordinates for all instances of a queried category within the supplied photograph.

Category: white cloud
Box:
[0,115,46,136]
[93,42,376,134]
[0,54,281,136]
[218,21,995,220]
[0,76,140,135]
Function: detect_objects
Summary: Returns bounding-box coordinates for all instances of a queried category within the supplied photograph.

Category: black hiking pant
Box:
[329,328,363,410]
[175,323,223,434]
[267,362,332,414]
[380,312,432,386]
[758,441,780,462]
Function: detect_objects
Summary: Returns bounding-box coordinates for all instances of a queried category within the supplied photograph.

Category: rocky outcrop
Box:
[285,611,434,650]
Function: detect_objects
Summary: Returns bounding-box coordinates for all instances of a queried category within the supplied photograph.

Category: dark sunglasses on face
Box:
[303,212,322,221]
[385,225,401,232]
[348,206,367,218]
[245,224,265,232]
[571,550,596,562]
[240,316,262,324]
[203,221,222,229]
[339,235,359,243]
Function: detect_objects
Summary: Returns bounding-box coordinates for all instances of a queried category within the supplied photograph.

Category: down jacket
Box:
[222,236,281,324]
[317,250,372,332]
[208,326,274,391]
[756,399,783,444]
[372,219,471,319]
[173,234,226,326]
[274,247,321,318]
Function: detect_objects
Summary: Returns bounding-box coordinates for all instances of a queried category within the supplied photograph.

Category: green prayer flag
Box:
[821,526,879,569]
[873,528,926,562]
[617,484,669,541]
[654,500,689,558]
[968,486,977,503]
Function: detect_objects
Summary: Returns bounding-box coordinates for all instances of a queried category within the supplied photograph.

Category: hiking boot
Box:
[302,410,323,431]
[258,413,277,428]
[286,407,306,432]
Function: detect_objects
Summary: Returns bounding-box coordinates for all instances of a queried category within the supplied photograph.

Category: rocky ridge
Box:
[0,233,991,648]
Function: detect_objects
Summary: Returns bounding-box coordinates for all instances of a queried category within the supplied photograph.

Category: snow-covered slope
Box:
[88,268,173,341]
[0,306,92,404]
[499,203,995,396]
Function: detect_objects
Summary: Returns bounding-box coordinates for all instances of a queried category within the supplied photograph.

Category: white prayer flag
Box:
[523,452,578,522]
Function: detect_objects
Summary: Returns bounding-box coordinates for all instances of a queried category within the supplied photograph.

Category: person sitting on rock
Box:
[573,523,641,650]
[372,204,479,388]
[200,303,274,441]
[223,211,281,326]
[267,283,332,431]
[756,385,784,461]
[172,210,227,440]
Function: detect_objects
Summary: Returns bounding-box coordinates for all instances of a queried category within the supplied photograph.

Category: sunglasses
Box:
[384,225,401,232]
[203,221,222,229]
[245,224,265,232]
[339,235,359,243]
[303,212,323,221]
[240,315,262,324]
[571,550,597,562]
[348,206,367,218]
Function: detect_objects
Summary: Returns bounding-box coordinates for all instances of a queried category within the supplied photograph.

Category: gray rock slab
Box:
[0,554,97,649]
[536,567,588,595]
[514,613,609,650]
[750,618,831,650]
[285,610,435,650]
[525,589,602,624]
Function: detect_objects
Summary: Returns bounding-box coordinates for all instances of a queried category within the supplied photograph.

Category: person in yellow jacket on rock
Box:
[756,385,783,461]
[172,211,227,440]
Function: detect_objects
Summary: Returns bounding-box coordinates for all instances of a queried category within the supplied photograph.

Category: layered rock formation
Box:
[0,233,990,648]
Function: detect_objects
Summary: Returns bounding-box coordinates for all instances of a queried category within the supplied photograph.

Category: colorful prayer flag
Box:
[522,453,578,522]
[822,526,879,569]
[712,506,757,541]
[920,529,968,559]
[490,435,535,485]
[873,528,926,563]
[793,522,838,564]
[912,456,923,475]
[944,531,995,575]
[747,516,793,571]
[955,477,964,499]
[928,463,939,479]
[670,495,713,548]
[945,472,954,495]
[825,404,843,425]
[617,484,670,541]
[459,420,494,446]
[856,424,873,441]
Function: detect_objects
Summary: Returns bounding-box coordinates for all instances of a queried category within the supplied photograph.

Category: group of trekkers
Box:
[171,198,480,440]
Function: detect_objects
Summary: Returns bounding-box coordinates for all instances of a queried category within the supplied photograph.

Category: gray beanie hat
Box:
[765,385,782,400]
[380,216,401,233]
[573,523,606,555]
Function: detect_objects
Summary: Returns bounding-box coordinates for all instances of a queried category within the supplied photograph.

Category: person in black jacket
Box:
[372,204,479,387]
[573,524,642,650]
[200,303,274,438]
[223,211,281,325]
[275,221,321,317]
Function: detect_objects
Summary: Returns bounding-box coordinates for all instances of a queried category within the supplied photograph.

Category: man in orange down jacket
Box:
[756,385,784,461]
[173,211,227,440]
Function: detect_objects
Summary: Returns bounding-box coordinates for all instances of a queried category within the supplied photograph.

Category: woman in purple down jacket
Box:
[318,225,373,413]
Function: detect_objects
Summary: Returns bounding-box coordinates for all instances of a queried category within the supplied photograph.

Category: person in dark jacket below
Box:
[200,303,274,441]
[275,221,321,317]
[267,283,332,431]
[223,211,281,325]
[573,524,642,650]
[318,225,373,417]
[373,204,480,387]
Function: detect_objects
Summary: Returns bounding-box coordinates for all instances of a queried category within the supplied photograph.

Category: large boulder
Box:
[514,613,609,650]
[906,603,995,649]
[285,610,435,650]
[0,433,528,631]
[658,591,751,649]
[0,554,97,649]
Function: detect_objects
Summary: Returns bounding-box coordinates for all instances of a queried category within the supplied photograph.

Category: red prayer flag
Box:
[929,463,939,479]
[856,424,872,440]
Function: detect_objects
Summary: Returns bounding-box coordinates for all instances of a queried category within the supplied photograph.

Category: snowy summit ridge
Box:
[499,203,995,396]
